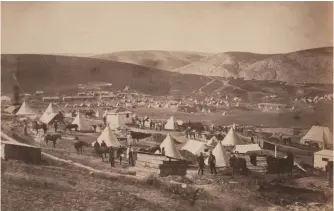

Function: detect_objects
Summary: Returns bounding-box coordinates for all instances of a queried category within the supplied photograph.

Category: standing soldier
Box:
[128,145,134,166]
[109,148,115,167]
[161,147,165,156]
[54,120,58,133]
[208,151,217,175]
[326,161,333,187]
[197,152,205,176]
[23,120,28,135]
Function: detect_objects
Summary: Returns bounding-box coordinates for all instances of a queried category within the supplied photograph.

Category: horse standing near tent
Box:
[44,134,62,148]
[266,152,294,177]
[64,123,79,133]
[73,139,90,154]
[32,121,48,134]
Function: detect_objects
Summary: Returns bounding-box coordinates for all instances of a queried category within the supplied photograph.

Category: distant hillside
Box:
[174,47,333,84]
[0,54,211,96]
[93,50,212,71]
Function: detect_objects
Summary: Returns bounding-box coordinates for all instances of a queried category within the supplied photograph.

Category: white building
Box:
[314,149,333,171]
[105,108,133,129]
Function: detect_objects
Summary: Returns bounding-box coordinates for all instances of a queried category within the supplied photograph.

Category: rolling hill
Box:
[0,54,211,95]
[93,50,212,71]
[174,47,333,84]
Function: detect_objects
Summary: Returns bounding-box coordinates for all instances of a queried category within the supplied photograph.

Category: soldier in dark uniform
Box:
[326,161,333,187]
[208,151,217,175]
[197,152,205,175]
[109,148,115,167]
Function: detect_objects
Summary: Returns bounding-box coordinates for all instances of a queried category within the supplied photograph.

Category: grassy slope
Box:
[175,47,333,84]
[93,50,212,71]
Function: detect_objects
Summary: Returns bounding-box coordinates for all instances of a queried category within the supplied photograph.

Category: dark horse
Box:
[138,145,161,154]
[73,140,90,154]
[229,155,249,176]
[129,131,151,143]
[64,124,79,133]
[32,121,47,134]
[44,134,62,148]
[266,152,294,176]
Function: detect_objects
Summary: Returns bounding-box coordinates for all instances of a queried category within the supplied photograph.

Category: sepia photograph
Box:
[1,1,333,210]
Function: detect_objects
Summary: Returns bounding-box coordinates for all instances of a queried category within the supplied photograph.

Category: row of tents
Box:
[155,127,261,168]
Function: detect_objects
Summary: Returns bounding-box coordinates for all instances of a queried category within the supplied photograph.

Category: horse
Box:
[64,124,79,133]
[44,134,62,148]
[266,152,294,177]
[32,121,47,134]
[129,131,151,143]
[138,145,161,154]
[229,156,249,176]
[73,140,90,154]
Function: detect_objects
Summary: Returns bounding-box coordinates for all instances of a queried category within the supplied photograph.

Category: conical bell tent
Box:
[221,127,243,146]
[40,103,56,121]
[72,112,91,131]
[160,133,183,160]
[15,100,37,116]
[205,141,229,167]
[96,125,121,147]
[206,136,218,147]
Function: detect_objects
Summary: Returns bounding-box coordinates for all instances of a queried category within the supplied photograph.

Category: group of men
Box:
[197,151,217,175]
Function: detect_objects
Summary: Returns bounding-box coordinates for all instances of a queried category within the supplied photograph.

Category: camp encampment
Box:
[221,127,243,146]
[160,133,183,160]
[205,141,229,167]
[300,126,333,149]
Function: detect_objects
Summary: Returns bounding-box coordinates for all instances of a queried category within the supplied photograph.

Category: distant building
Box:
[106,107,133,127]
[314,150,333,171]
[42,96,60,102]
[62,96,95,102]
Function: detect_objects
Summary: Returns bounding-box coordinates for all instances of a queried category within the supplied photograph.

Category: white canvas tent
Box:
[181,139,208,156]
[205,141,229,167]
[40,103,57,123]
[72,112,91,131]
[94,126,121,147]
[300,126,333,149]
[15,101,37,116]
[160,133,183,160]
[206,136,218,147]
[40,113,58,125]
[232,144,261,154]
[164,116,177,130]
[221,127,244,146]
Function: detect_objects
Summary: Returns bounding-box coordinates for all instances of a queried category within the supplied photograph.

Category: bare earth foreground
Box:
[2,157,333,211]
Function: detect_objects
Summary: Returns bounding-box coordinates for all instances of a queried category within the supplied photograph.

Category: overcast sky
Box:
[1,1,333,55]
